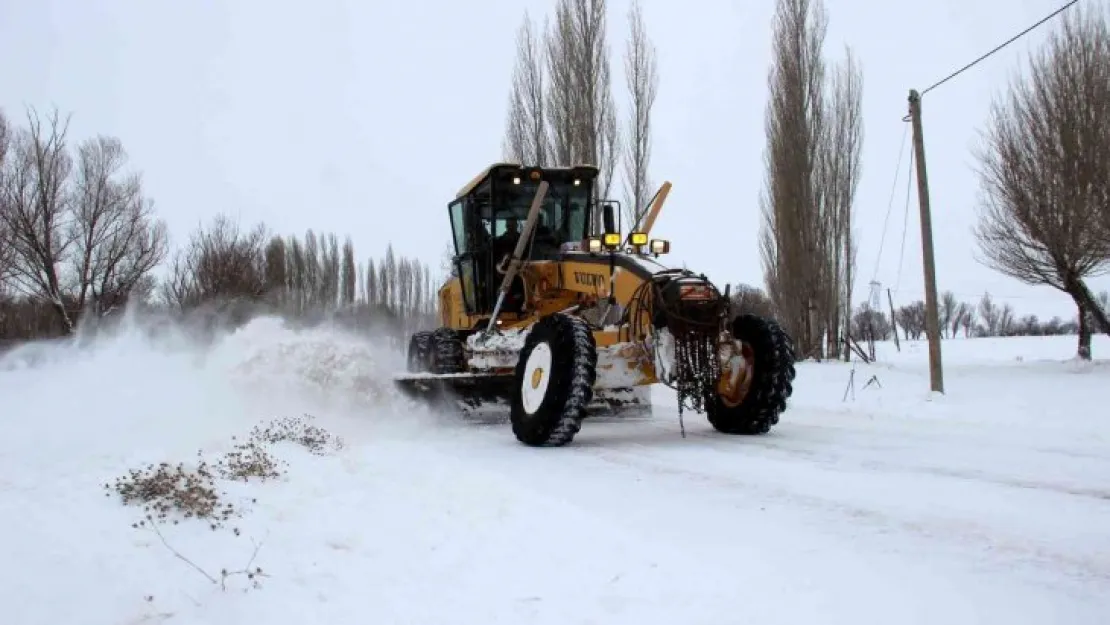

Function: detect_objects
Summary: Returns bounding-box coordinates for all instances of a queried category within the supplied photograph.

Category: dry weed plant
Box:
[105,414,343,592]
[249,414,346,456]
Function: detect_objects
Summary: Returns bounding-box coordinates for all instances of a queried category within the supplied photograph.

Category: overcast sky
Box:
[2,0,1106,319]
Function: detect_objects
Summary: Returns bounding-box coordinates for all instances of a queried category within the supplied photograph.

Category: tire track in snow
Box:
[566,428,1110,585]
[434,426,1110,622]
[618,413,1110,502]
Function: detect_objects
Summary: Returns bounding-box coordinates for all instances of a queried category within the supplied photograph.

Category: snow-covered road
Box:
[1,317,1107,624]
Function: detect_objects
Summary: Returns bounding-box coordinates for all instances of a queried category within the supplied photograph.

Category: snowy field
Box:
[1,315,1108,625]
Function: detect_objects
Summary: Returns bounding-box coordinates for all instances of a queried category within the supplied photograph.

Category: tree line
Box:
[0,108,438,345]
[757,0,1110,360]
[731,281,1109,343]
[851,290,1110,342]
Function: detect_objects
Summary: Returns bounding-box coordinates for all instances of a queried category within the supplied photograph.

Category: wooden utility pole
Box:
[907,89,944,393]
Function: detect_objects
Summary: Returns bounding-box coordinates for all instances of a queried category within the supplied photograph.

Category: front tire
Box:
[706,314,795,435]
[510,313,597,447]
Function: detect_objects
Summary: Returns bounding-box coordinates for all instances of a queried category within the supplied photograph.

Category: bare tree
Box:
[758,0,829,359]
[340,236,356,307]
[896,300,926,340]
[620,0,659,228]
[286,236,306,314]
[303,230,319,308]
[263,236,287,308]
[0,107,76,331]
[939,290,959,338]
[0,109,12,287]
[973,5,1110,358]
[729,283,776,320]
[162,215,268,310]
[500,0,625,240]
[0,109,165,332]
[545,0,620,212]
[503,12,549,166]
[757,0,862,362]
[323,233,340,308]
[972,292,1017,337]
[997,302,1016,336]
[381,244,396,310]
[68,135,168,317]
[365,257,378,308]
[545,2,576,168]
[1088,290,1110,328]
[958,302,976,338]
[977,292,1000,336]
[818,47,863,359]
[852,304,891,341]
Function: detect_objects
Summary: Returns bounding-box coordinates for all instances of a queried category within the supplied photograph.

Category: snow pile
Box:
[0,312,421,446]
[218,316,411,414]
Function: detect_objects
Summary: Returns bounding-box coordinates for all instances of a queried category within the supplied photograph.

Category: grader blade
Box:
[392,371,515,415]
[393,372,652,420]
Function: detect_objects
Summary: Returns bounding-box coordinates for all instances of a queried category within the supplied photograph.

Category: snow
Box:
[651,326,677,382]
[467,326,528,370]
[1,316,1109,625]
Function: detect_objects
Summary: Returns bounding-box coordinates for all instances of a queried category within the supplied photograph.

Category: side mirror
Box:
[602,203,616,235]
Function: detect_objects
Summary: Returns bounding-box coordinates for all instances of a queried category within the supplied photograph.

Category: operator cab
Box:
[447,163,598,318]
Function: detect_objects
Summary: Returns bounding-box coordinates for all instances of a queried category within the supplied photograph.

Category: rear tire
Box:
[405,328,467,409]
[706,314,795,435]
[510,313,597,447]
[429,328,465,374]
[406,331,434,372]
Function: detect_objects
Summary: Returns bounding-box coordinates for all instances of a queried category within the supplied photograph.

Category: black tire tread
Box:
[706,314,796,435]
[511,313,597,447]
[430,328,465,374]
[407,330,434,372]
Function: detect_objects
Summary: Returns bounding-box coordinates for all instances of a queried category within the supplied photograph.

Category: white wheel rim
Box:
[521,342,553,414]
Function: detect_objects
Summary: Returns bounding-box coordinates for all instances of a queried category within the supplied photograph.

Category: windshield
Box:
[492,181,590,258]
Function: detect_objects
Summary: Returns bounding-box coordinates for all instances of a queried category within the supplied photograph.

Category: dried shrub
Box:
[215,436,286,482]
[108,415,342,527]
[250,414,345,455]
[108,460,237,527]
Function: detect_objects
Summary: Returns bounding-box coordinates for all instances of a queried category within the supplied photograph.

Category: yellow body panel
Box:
[435,255,662,386]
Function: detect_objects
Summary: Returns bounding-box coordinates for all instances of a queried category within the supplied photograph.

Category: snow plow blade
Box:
[392,372,514,412]
[392,372,652,419]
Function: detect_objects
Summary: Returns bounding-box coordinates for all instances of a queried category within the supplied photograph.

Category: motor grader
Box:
[393,163,796,447]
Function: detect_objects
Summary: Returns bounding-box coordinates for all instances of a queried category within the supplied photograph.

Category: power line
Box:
[870,123,910,283]
[920,0,1081,96]
[893,146,915,292]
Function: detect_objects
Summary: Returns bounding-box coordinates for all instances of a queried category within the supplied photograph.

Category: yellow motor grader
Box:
[393,163,796,447]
